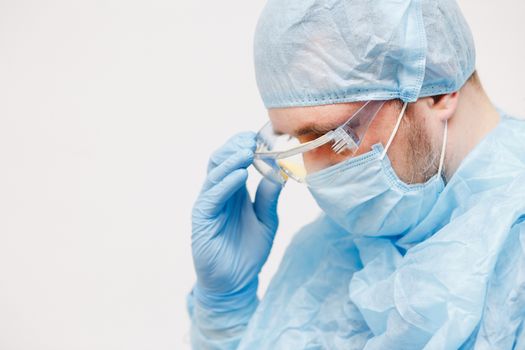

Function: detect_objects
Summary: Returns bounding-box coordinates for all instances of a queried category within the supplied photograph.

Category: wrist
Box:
[193,278,259,313]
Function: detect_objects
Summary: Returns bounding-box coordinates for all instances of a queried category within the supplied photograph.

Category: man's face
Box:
[268,99,444,184]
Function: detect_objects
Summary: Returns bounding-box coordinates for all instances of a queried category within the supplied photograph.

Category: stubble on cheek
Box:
[403,116,441,184]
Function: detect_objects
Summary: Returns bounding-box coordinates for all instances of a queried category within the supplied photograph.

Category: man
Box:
[188,0,525,348]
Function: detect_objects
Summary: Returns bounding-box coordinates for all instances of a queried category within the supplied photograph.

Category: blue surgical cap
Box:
[254,0,476,108]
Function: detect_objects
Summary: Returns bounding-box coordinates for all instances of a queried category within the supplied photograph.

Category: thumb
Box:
[254,178,283,233]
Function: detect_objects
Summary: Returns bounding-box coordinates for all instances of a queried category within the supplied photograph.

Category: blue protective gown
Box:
[187,112,525,349]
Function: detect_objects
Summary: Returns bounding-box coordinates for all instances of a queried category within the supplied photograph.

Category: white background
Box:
[1,1,524,349]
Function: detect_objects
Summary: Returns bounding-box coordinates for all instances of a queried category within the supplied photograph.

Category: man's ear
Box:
[430,92,459,122]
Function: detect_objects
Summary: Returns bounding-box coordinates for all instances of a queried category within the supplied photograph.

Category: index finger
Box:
[207,132,256,173]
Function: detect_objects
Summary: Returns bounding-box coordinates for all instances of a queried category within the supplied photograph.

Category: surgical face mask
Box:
[305,105,448,236]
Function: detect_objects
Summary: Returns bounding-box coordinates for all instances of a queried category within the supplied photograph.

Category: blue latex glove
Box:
[191,132,283,312]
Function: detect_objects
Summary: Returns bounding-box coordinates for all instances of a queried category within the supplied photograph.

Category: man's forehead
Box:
[268,102,365,136]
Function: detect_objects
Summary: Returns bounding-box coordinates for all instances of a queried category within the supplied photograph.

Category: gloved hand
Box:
[191,132,283,312]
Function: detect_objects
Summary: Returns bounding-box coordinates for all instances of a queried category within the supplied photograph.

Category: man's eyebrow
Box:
[273,122,341,137]
[292,121,342,137]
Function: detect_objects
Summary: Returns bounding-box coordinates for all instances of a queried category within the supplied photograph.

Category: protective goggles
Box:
[253,100,386,184]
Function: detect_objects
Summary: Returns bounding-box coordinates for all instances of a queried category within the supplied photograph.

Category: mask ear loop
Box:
[379,101,448,179]
[380,102,408,160]
[437,120,448,178]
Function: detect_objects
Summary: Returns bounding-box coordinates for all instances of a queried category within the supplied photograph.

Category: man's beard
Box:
[403,114,443,185]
